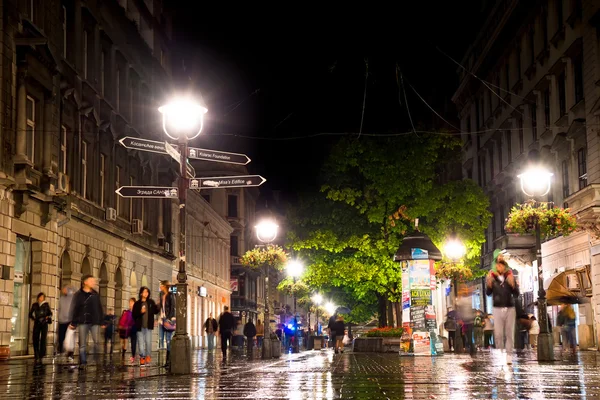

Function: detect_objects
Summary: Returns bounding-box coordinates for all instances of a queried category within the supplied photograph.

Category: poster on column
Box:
[409,260,431,289]
[410,289,431,307]
[410,306,426,331]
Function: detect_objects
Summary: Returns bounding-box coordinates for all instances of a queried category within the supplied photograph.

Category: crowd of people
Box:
[444,257,580,364]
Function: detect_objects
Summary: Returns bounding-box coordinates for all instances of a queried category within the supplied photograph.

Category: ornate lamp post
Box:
[255,219,278,359]
[287,260,304,353]
[158,96,207,374]
[518,163,554,362]
[443,237,466,352]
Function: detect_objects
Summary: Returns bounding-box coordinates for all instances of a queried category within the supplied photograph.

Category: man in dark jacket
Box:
[218,306,235,359]
[159,280,176,366]
[243,319,257,355]
[132,286,159,366]
[204,313,218,350]
[485,259,520,365]
[70,275,104,369]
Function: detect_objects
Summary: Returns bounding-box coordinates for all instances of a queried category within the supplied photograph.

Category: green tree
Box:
[289,134,491,327]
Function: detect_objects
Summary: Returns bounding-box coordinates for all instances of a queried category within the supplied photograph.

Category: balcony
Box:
[565,184,600,235]
[493,233,536,264]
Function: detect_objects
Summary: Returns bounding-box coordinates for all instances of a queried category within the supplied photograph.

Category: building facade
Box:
[455,0,600,347]
[0,0,233,358]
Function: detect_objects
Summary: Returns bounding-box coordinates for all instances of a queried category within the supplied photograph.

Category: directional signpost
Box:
[189,175,266,189]
[187,147,251,165]
[116,186,179,198]
[119,137,167,154]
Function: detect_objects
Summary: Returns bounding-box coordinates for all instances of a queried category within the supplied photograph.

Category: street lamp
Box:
[287,260,304,353]
[255,219,279,359]
[325,302,336,316]
[159,96,207,374]
[518,163,554,362]
[443,237,466,352]
[312,294,323,334]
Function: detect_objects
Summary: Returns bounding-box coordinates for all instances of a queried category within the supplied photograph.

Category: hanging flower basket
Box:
[434,262,476,282]
[240,245,288,270]
[505,202,577,239]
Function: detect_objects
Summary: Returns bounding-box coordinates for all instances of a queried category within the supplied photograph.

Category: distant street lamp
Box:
[159,96,207,374]
[518,162,554,362]
[255,219,279,359]
[325,302,336,316]
[287,260,304,353]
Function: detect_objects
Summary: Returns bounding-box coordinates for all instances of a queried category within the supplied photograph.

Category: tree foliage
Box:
[288,135,491,325]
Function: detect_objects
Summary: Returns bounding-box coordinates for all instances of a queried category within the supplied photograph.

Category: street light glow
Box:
[287,260,304,278]
[325,302,336,315]
[255,220,279,243]
[444,239,466,261]
[518,166,553,197]
[312,294,323,305]
[158,97,208,140]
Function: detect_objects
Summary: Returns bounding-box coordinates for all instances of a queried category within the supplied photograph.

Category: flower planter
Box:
[382,337,403,352]
[353,337,383,352]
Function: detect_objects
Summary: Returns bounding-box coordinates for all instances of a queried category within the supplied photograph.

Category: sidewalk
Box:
[1,347,599,399]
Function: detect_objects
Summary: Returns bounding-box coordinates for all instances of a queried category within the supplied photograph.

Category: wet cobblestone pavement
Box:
[1,348,600,399]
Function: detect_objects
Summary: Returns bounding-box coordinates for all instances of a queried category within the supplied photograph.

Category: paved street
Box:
[0,348,599,399]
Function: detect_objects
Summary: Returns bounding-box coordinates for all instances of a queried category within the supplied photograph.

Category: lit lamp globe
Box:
[255,220,279,244]
[325,302,336,316]
[444,239,466,261]
[312,294,323,305]
[158,97,208,140]
[287,260,304,278]
[518,166,553,198]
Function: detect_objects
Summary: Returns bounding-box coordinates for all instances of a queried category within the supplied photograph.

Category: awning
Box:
[543,266,592,306]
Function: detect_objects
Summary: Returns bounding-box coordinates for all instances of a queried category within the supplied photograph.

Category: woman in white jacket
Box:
[529,316,540,349]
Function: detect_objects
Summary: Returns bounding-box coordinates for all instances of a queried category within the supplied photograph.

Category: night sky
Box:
[169,2,492,201]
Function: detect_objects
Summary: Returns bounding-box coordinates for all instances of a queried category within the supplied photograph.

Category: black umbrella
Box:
[336,306,351,314]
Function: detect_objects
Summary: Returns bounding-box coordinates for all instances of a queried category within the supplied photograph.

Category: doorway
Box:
[11,237,32,356]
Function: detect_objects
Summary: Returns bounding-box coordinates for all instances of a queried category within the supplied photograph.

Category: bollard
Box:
[271,338,281,358]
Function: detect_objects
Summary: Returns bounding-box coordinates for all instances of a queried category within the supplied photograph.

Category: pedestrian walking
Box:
[332,315,346,353]
[103,308,116,355]
[256,319,265,348]
[529,316,540,349]
[70,275,104,369]
[558,304,577,354]
[485,259,519,365]
[29,292,52,363]
[483,314,494,349]
[218,306,235,359]
[117,298,135,359]
[126,298,138,365]
[444,312,458,351]
[204,313,218,350]
[457,296,476,356]
[132,286,159,367]
[473,312,484,350]
[327,313,338,349]
[57,285,74,361]
[243,319,257,355]
[158,281,176,367]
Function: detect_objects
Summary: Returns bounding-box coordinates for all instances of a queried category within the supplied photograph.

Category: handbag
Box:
[64,328,76,352]
[163,318,176,331]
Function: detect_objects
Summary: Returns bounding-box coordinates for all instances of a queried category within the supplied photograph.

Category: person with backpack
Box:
[29,292,52,363]
[485,259,519,365]
[444,311,458,352]
[118,298,135,360]
[218,306,235,359]
[473,312,484,350]
[57,286,74,361]
[243,319,257,355]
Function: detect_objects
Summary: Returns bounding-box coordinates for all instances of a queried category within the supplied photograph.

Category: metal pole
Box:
[293,277,299,353]
[262,262,271,359]
[535,209,554,361]
[170,138,192,374]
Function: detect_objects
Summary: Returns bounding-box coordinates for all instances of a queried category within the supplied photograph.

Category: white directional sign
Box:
[188,147,251,165]
[164,142,195,179]
[116,186,179,198]
[119,137,167,154]
[190,175,266,189]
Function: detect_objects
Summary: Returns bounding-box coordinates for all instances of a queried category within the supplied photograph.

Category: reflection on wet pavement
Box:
[0,348,598,399]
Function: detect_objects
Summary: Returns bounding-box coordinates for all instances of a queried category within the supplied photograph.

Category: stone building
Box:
[0,0,232,358]
[454,0,600,347]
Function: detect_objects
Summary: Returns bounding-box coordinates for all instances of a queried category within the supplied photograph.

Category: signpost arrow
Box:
[189,175,267,189]
[116,186,179,198]
[119,137,167,154]
[187,147,251,165]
